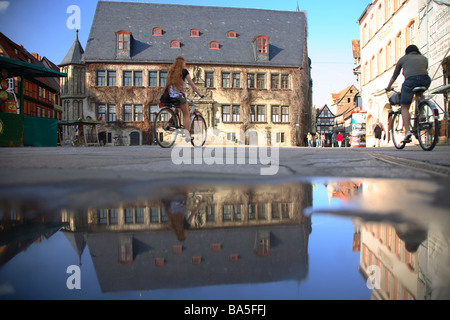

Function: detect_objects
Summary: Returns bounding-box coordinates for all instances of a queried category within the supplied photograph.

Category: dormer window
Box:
[227,30,237,38]
[153,27,162,36]
[190,29,200,37]
[115,30,132,58]
[254,35,269,54]
[210,41,219,50]
[252,35,270,62]
[115,31,131,50]
[170,40,181,48]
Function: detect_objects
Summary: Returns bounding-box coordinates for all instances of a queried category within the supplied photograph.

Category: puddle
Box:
[0,178,449,300]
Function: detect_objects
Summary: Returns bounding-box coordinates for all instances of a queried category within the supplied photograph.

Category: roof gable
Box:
[84,2,307,67]
[317,105,334,117]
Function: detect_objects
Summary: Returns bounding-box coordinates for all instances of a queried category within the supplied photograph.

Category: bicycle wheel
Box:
[190,113,207,147]
[154,107,178,148]
[391,111,406,149]
[417,101,439,151]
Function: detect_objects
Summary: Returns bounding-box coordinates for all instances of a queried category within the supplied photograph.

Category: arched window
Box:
[170,40,181,48]
[152,27,162,36]
[190,29,200,37]
[227,30,237,38]
[210,41,219,49]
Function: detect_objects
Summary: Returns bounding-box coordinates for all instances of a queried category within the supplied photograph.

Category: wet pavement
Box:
[0,145,449,300]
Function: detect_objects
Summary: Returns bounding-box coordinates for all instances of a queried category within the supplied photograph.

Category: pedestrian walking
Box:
[372,118,384,147]
[307,132,313,147]
[336,132,343,147]
[97,116,107,146]
[321,133,325,148]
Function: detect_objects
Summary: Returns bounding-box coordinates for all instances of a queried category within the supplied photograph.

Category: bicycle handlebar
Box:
[186,96,203,104]
[385,88,400,94]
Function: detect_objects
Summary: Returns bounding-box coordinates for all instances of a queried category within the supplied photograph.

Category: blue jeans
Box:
[401,75,431,105]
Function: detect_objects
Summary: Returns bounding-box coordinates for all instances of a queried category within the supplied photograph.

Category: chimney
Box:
[31,52,41,61]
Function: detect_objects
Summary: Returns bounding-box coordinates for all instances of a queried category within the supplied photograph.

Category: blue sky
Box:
[0,0,370,107]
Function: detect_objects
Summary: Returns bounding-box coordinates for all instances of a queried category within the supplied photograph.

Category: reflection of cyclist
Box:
[386,45,431,143]
[165,57,204,141]
[162,190,202,242]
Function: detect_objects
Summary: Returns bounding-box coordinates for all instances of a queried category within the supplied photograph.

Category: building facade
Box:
[357,0,449,147]
[60,2,312,146]
[0,32,62,119]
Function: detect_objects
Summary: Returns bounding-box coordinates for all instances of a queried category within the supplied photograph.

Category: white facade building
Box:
[357,0,449,147]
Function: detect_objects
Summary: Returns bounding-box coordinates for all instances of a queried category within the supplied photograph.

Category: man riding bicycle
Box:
[386,45,431,144]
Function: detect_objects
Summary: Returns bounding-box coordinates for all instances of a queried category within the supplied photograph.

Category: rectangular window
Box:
[272,105,280,122]
[150,208,159,223]
[257,105,265,122]
[281,74,289,89]
[222,72,230,88]
[98,104,106,119]
[97,71,106,86]
[232,105,240,122]
[149,104,158,121]
[281,106,289,122]
[234,205,242,221]
[134,71,143,87]
[250,106,256,122]
[124,104,132,121]
[222,105,231,122]
[271,73,279,89]
[107,71,116,86]
[257,37,268,54]
[205,72,214,87]
[276,132,285,143]
[109,209,118,224]
[223,205,232,221]
[136,208,144,224]
[108,104,116,122]
[257,73,265,89]
[257,203,266,220]
[149,71,158,87]
[247,73,255,89]
[134,104,143,121]
[125,208,134,224]
[206,205,215,222]
[232,73,240,88]
[248,204,256,220]
[123,71,132,86]
[118,34,129,50]
[159,71,167,87]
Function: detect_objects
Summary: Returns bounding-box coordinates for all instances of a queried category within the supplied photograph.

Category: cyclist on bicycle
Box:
[386,45,431,143]
[164,57,204,141]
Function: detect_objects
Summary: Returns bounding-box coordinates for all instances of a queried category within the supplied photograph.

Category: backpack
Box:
[160,87,170,104]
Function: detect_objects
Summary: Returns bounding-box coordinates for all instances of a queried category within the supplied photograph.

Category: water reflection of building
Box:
[61,183,312,293]
[0,202,67,267]
[359,222,419,299]
[359,221,450,300]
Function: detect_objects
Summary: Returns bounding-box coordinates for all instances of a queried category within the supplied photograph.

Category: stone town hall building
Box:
[60,1,312,146]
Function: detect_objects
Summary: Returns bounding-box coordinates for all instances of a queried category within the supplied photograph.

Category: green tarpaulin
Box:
[0,112,23,147]
[24,116,57,146]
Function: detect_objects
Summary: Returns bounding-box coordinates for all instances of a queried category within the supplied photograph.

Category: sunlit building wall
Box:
[358,0,423,147]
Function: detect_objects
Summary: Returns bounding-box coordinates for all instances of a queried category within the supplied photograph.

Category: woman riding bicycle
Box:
[164,57,204,141]
[386,45,431,143]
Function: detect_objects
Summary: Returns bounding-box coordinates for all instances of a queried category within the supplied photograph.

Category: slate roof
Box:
[87,225,308,293]
[60,31,84,66]
[83,1,307,67]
